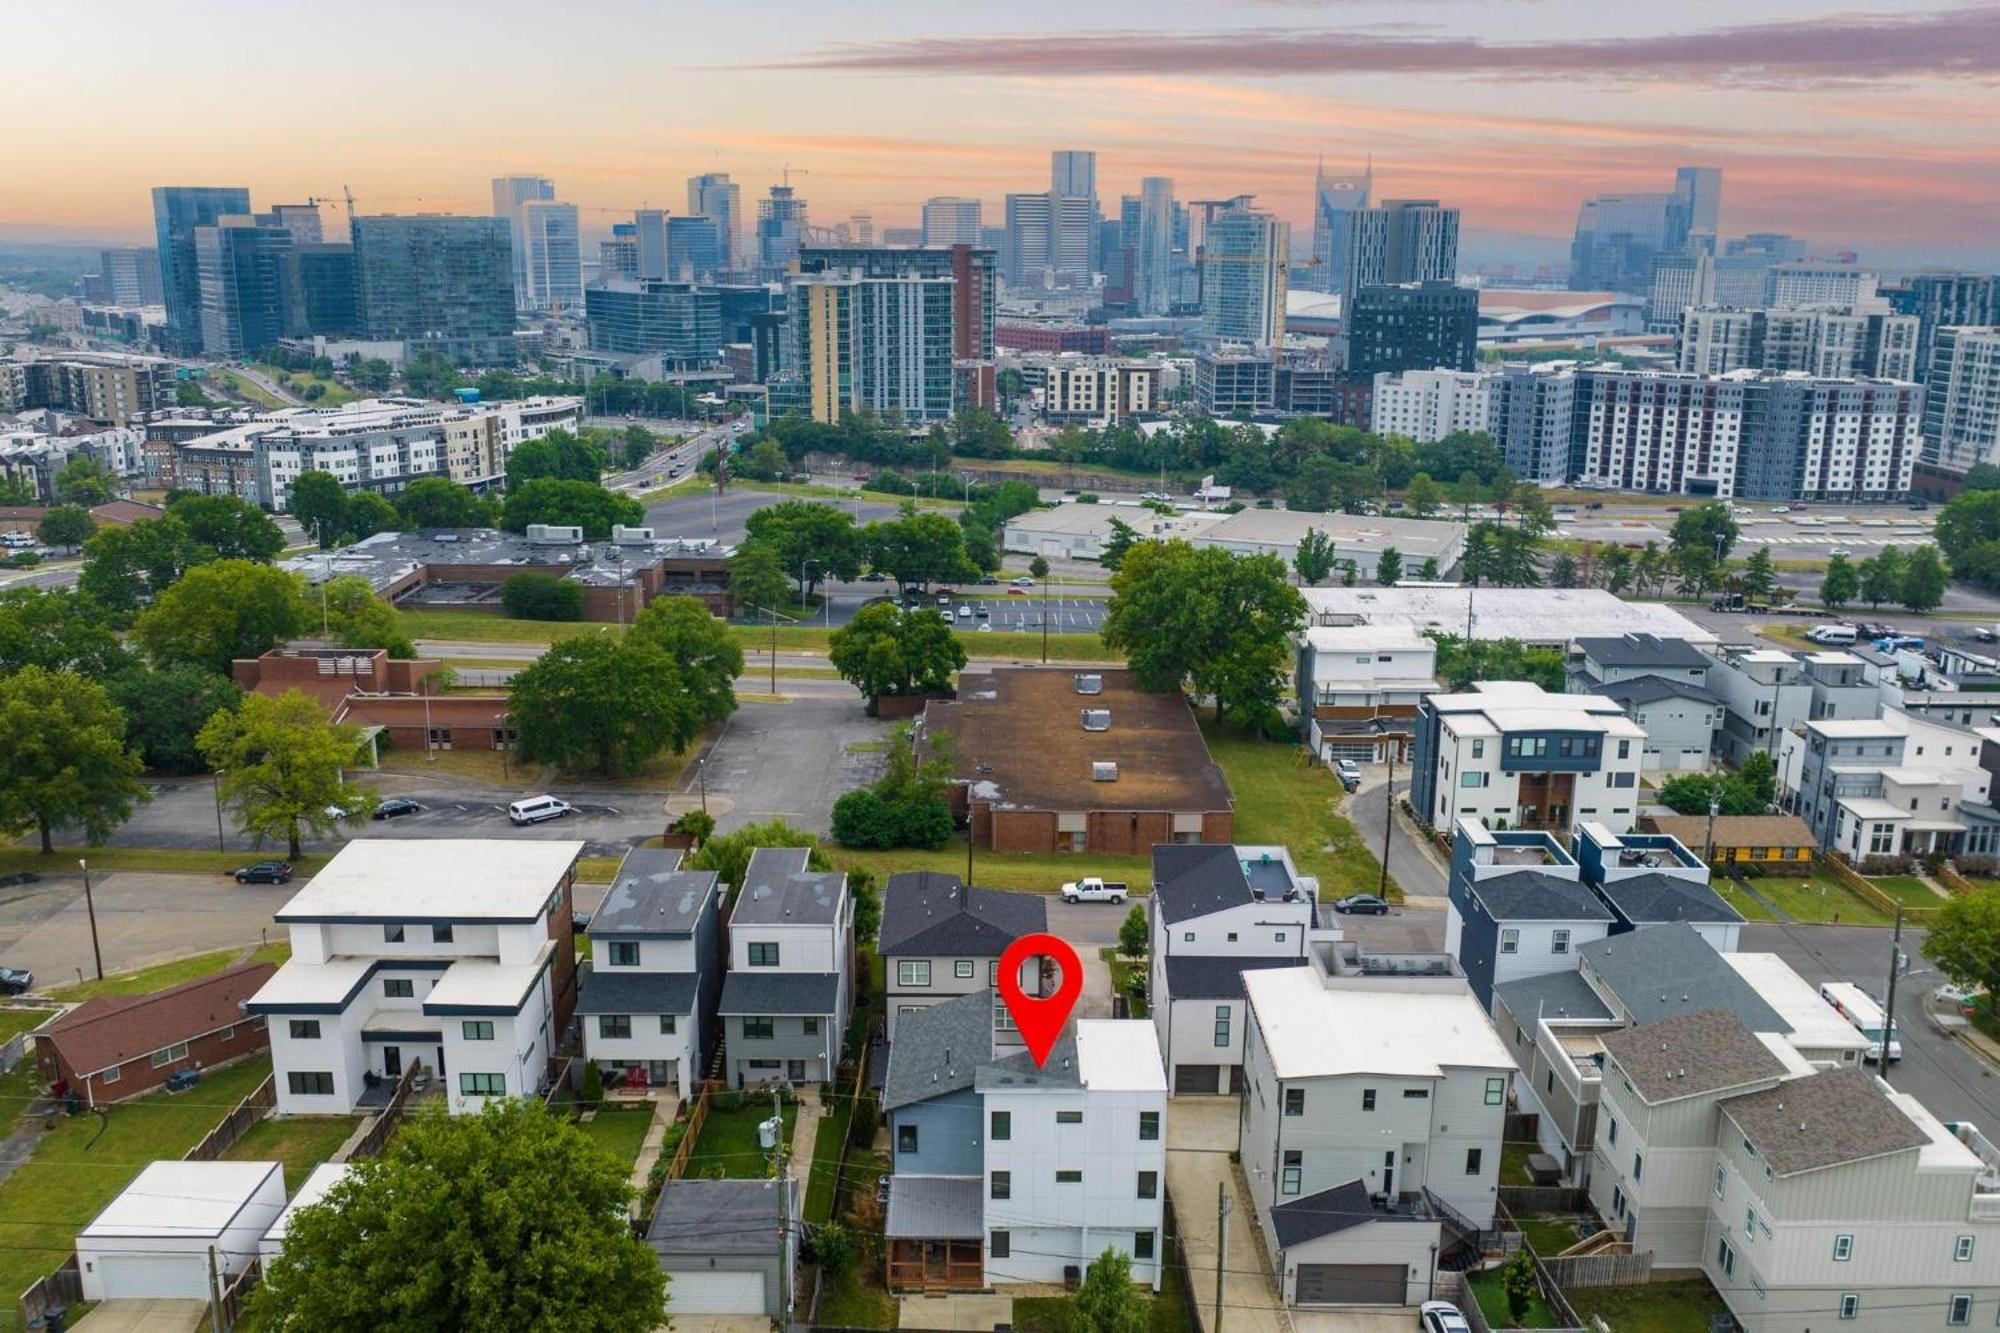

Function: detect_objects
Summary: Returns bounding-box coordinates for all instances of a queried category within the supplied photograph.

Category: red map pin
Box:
[997,932,1083,1068]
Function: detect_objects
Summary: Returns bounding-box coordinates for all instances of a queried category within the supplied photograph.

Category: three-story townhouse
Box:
[718,848,852,1088]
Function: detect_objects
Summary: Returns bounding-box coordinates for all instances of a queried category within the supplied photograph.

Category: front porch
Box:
[886,1238,985,1292]
[885,1175,985,1292]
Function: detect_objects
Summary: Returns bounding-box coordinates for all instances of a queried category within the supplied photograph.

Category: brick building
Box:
[919,668,1233,855]
[996,322,1112,356]
[232,645,516,755]
[36,962,277,1108]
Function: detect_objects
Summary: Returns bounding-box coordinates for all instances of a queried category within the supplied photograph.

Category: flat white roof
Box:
[81,1160,281,1239]
[1887,1088,1985,1172]
[1302,624,1433,653]
[264,1163,353,1245]
[1303,587,1715,647]
[1076,1019,1167,1092]
[1245,967,1512,1079]
[274,839,582,923]
[247,956,375,1011]
[1811,718,1906,739]
[422,947,552,1013]
[1431,683,1646,738]
[1723,955,1873,1055]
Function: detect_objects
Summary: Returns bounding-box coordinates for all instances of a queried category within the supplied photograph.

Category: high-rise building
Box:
[491,175,555,309]
[97,248,165,307]
[584,280,721,366]
[849,214,875,247]
[600,225,640,282]
[1674,167,1722,234]
[350,215,516,363]
[1922,327,2000,472]
[1002,193,1091,288]
[1309,159,1371,296]
[1050,151,1096,200]
[1728,233,1807,264]
[688,174,742,273]
[151,186,253,354]
[1488,363,1582,484]
[194,215,296,357]
[756,184,808,277]
[1199,204,1289,347]
[1135,177,1175,316]
[1344,282,1477,377]
[291,244,357,336]
[786,246,997,419]
[260,203,324,246]
[1766,263,1876,308]
[517,200,582,313]
[1569,168,1720,296]
[1647,250,1784,329]
[1678,306,1920,382]
[666,217,721,283]
[1370,368,1494,444]
[633,210,669,281]
[1888,273,1998,380]
[922,197,983,248]
[1335,199,1459,310]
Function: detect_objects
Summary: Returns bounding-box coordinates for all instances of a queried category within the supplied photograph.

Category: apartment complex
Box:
[1410,681,1647,836]
[350,214,516,363]
[1015,356,1158,425]
[1679,305,1920,382]
[1199,203,1288,346]
[1370,368,1492,443]
[0,353,172,427]
[1923,327,2000,472]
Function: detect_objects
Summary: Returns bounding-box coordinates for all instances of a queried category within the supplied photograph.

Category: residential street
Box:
[1343,765,1446,903]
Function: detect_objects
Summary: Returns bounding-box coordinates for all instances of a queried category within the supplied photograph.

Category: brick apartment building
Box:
[36,962,277,1108]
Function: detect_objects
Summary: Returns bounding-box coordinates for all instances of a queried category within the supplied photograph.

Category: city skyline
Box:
[5,0,1997,266]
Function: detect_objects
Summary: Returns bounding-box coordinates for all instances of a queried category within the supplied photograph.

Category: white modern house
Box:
[1292,625,1440,764]
[1444,821,1613,1013]
[246,839,582,1116]
[77,1160,286,1302]
[718,848,852,1089]
[577,848,725,1098]
[1149,843,1319,1095]
[1239,964,1513,1307]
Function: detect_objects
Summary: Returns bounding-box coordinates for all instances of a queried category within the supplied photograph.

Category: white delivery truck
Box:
[1820,981,1902,1061]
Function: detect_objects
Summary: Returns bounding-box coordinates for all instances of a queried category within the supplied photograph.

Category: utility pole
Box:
[774,1086,793,1325]
[1214,1180,1230,1333]
[1041,573,1049,664]
[79,859,103,981]
[212,768,227,852]
[1704,793,1720,866]
[1881,906,1905,1079]
[1377,725,1396,900]
[207,1243,226,1333]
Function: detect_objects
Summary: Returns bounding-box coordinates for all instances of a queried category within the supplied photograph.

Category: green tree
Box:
[134,560,310,675]
[1859,546,1904,609]
[1500,1248,1539,1326]
[1901,544,1949,612]
[1071,1247,1147,1333]
[198,689,375,858]
[398,477,490,529]
[400,348,465,399]
[1511,484,1555,538]
[1375,546,1403,587]
[1028,555,1050,580]
[501,479,644,540]
[728,541,791,613]
[289,470,349,547]
[1548,551,1579,589]
[1669,501,1739,565]
[686,818,829,897]
[1927,885,2000,1004]
[1098,517,1142,571]
[36,504,95,552]
[321,575,416,656]
[345,491,401,540]
[0,476,36,505]
[248,1100,665,1332]
[814,1220,856,1283]
[1403,472,1442,518]
[0,588,130,678]
[1740,546,1778,602]
[627,595,744,734]
[866,511,979,588]
[1119,905,1148,959]
[107,663,242,775]
[620,424,657,469]
[56,456,117,506]
[501,572,585,621]
[746,501,864,599]
[0,667,149,853]
[828,603,967,708]
[1820,554,1858,611]
[1425,633,1566,692]
[1417,556,1441,580]
[167,493,286,562]
[1292,527,1336,586]
[78,514,205,615]
[1739,750,1777,808]
[510,637,701,775]
[505,428,607,488]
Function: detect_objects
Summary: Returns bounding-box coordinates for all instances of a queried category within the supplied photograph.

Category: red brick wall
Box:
[547,870,578,1032]
[976,805,1233,854]
[41,1018,271,1108]
[989,808,1061,855]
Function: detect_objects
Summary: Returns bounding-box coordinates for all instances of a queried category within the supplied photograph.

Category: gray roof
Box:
[576,964,698,1016]
[731,847,845,925]
[1470,870,1615,922]
[882,989,995,1110]
[1270,1180,1421,1247]
[719,971,840,1016]
[978,1033,1083,1092]
[1154,844,1302,925]
[1574,634,1712,670]
[1493,969,1615,1024]
[1600,874,1743,926]
[1164,955,1305,1000]
[1600,1010,1787,1104]
[648,1178,789,1257]
[878,873,1047,957]
[886,1176,983,1239]
[589,850,715,936]
[1580,923,1788,1033]
[1722,1068,1930,1176]
[1600,674,1723,709]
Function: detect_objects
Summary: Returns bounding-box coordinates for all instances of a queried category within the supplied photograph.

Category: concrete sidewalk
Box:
[791,1086,821,1186]
[627,1092,681,1216]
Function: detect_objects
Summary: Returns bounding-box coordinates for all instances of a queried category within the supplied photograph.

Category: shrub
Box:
[831,788,896,848]
[813,1221,856,1280]
[888,797,954,850]
[867,471,915,496]
[501,571,584,621]
[581,1060,603,1106]
[714,1090,744,1114]
[848,1092,879,1148]
[1075,491,1099,504]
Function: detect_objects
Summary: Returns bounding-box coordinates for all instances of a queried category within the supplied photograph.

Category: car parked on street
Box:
[373,797,422,820]
[1061,877,1130,904]
[0,966,34,995]
[1419,1302,1471,1333]
[1334,759,1362,790]
[234,861,294,885]
[507,795,573,825]
[1333,893,1390,915]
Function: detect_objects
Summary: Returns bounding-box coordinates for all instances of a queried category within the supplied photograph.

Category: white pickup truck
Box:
[1060,876,1129,904]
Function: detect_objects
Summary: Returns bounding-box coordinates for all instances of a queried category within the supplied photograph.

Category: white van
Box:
[507,795,573,825]
[0,531,33,548]
[1807,624,1858,646]
[1820,981,1901,1061]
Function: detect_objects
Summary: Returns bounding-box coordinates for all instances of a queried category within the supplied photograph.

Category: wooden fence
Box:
[1498,1185,1591,1216]
[17,1256,83,1331]
[1940,862,1979,896]
[183,1073,276,1163]
[1823,853,1942,922]
[1502,1112,1539,1143]
[197,1257,263,1333]
[1454,1274,1589,1333]
[1542,1248,1654,1288]
[664,1079,719,1181]
[338,1060,420,1163]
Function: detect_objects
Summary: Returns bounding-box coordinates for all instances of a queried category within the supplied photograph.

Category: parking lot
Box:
[910,592,1109,636]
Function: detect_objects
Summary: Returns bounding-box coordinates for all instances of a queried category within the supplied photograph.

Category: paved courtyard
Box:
[682,695,893,836]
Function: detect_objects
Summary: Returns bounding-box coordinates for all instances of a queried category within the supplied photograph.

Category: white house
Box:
[1149,843,1319,1095]
[876,871,1046,1042]
[246,839,582,1116]
[1293,625,1440,764]
[259,1162,353,1265]
[78,1160,286,1302]
[1444,821,1613,1013]
[718,848,852,1089]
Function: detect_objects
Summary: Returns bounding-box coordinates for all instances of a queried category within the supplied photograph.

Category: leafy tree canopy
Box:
[0,666,149,853]
[827,603,967,707]
[198,688,375,858]
[501,479,644,541]
[166,492,285,562]
[134,559,310,675]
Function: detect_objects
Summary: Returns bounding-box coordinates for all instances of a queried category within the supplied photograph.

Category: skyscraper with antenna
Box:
[1309,156,1371,294]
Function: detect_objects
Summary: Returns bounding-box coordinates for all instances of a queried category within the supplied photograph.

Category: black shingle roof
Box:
[1493,969,1615,1024]
[588,851,715,936]
[881,988,994,1110]
[1470,870,1615,922]
[1600,873,1743,926]
[1164,955,1305,1000]
[878,872,1047,957]
[1574,634,1712,670]
[719,971,840,1016]
[1271,1180,1422,1246]
[576,965,698,1015]
[1599,675,1724,709]
[1154,844,1304,925]
[648,1178,789,1257]
[1580,923,1787,1032]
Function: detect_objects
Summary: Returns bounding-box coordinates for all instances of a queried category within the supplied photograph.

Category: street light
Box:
[78,858,103,981]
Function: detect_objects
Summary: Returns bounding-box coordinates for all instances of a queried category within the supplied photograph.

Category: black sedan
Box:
[234,861,294,885]
[0,967,33,995]
[372,797,422,820]
[1333,893,1391,915]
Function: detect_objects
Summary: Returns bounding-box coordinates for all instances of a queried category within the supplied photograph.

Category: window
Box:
[1226,932,1238,943]
[1281,1150,1302,1196]
[1618,739,1631,759]
[1472,739,1485,758]
[1214,1006,1231,1048]
[1948,1294,1971,1325]
[1056,1170,1082,1183]
[217,1025,236,1042]
[459,1073,506,1097]
[383,923,406,943]
[288,1071,334,1096]
[101,1065,120,1084]
[1612,1186,1626,1218]
[1957,1236,1975,1262]
[462,1020,494,1041]
[898,1124,919,1153]
[743,1017,775,1039]
[607,941,640,967]
[992,1110,1011,1141]
[1184,932,1194,942]
[1633,1152,1644,1182]
[1461,770,1485,788]
[432,924,454,944]
[803,1016,821,1035]
[1466,1148,1483,1175]
[149,1042,190,1068]
[1500,928,1520,955]
[1138,1171,1158,1199]
[1284,1088,1305,1116]
[1838,1293,1859,1321]
[991,1171,1011,1199]
[1362,1088,1376,1112]
[955,960,975,979]
[659,1015,676,1035]
[1551,929,1571,954]
[748,942,780,966]
[599,1015,632,1040]
[1833,1235,1853,1262]
[1485,1077,1505,1106]
[1057,1110,1083,1124]
[1607,1117,1618,1146]
[1403,1088,1429,1100]
[1135,1230,1156,1261]
[990,1230,1010,1259]
[1138,1111,1159,1141]
[384,979,414,998]
[1717,1237,1735,1278]
[289,1020,321,1040]
[898,960,932,987]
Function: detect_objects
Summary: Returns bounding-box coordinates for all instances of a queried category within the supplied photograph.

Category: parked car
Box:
[508,795,573,825]
[1333,893,1390,915]
[373,796,422,820]
[1419,1302,1472,1333]
[956,605,974,621]
[975,607,990,619]
[1061,877,1130,904]
[0,966,33,995]
[1333,758,1362,790]
[1012,575,1036,588]
[234,861,294,885]
[1007,587,1026,596]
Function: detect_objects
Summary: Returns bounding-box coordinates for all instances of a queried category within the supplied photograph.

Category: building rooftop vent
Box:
[1092,761,1119,782]
[525,523,584,545]
[1075,673,1104,695]
[1081,709,1111,732]
[612,524,656,544]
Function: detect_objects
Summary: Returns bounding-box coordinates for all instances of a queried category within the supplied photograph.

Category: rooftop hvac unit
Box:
[525,523,584,545]
[429,531,461,543]
[612,525,656,544]
[1080,709,1111,732]
[1075,673,1104,695]
[1092,761,1118,782]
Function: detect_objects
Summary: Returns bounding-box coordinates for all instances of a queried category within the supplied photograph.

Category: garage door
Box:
[1295,1263,1406,1306]
[1322,740,1377,763]
[662,1269,766,1314]
[94,1252,210,1300]
[1174,1063,1221,1095]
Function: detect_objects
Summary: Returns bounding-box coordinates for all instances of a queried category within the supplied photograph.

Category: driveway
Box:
[68,1300,206,1332]
[1167,1097,1288,1333]
[689,695,892,835]
[1343,768,1445,904]
[0,870,285,989]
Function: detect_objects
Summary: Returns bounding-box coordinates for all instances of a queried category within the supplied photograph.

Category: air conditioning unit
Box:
[1074,673,1104,696]
[1092,761,1118,782]
[612,525,656,544]
[524,523,584,545]
[1080,709,1111,732]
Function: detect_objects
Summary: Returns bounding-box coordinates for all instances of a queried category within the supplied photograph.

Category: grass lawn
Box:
[684,1099,798,1179]
[1867,874,1946,909]
[0,846,331,880]
[831,838,1153,892]
[1517,1215,1581,1256]
[0,1055,274,1314]
[50,941,291,1003]
[213,367,290,409]
[221,1114,359,1190]
[1466,1268,1559,1329]
[574,1105,655,1174]
[1751,872,1893,926]
[804,1096,855,1224]
[1013,1280,1191,1333]
[1499,1140,1539,1186]
[253,364,358,406]
[576,856,624,882]
[819,1263,899,1327]
[1713,879,1779,922]
[0,1007,55,1041]
[1202,724,1400,901]
[1101,947,1149,1018]
[1565,1278,1728,1333]
[375,744,516,785]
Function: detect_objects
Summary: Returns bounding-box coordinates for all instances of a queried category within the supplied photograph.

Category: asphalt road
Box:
[0,869,290,990]
[1345,763,1447,902]
[682,693,893,836]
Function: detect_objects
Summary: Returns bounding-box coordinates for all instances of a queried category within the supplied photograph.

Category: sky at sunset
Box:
[6,0,1998,267]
